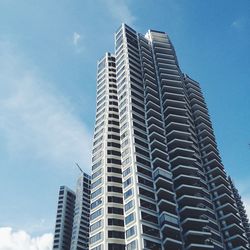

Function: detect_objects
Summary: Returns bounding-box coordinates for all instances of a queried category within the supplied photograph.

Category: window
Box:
[126,226,136,238]
[107,142,120,148]
[108,176,122,183]
[108,186,122,193]
[125,200,134,212]
[90,232,102,244]
[108,196,123,204]
[107,167,122,174]
[127,240,137,250]
[123,167,131,177]
[108,243,125,250]
[122,157,131,166]
[92,178,102,189]
[90,220,102,232]
[107,158,121,165]
[108,218,124,226]
[108,207,124,215]
[91,245,102,250]
[121,147,130,158]
[123,177,132,188]
[91,198,102,209]
[92,168,102,180]
[90,209,102,221]
[125,213,134,225]
[124,189,133,199]
[91,187,102,199]
[108,230,125,239]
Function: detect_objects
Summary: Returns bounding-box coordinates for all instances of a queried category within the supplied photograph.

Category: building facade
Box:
[71,173,92,250]
[89,24,250,250]
[53,172,91,250]
[53,186,76,250]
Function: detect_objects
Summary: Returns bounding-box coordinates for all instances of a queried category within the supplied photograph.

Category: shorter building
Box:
[71,173,91,250]
[53,186,76,250]
[52,172,91,250]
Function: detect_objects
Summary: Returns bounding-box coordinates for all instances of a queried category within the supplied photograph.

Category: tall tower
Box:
[89,24,250,250]
[52,171,91,250]
[89,53,125,250]
[71,173,91,250]
[53,186,76,250]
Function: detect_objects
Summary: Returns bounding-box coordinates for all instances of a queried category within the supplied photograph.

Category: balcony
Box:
[163,237,183,249]
[169,147,194,159]
[199,136,217,149]
[158,198,177,214]
[168,138,193,151]
[165,113,188,124]
[166,121,189,134]
[219,212,241,225]
[170,155,196,167]
[185,243,214,250]
[150,139,167,152]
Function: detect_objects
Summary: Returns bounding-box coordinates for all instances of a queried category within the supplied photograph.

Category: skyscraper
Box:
[71,173,91,250]
[53,186,76,250]
[89,24,250,250]
[53,172,91,250]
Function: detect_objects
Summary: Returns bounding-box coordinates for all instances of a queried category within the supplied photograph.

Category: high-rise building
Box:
[89,23,250,250]
[71,173,91,250]
[53,172,91,250]
[53,186,76,250]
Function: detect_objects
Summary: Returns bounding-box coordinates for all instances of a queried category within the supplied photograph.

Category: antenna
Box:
[75,163,83,174]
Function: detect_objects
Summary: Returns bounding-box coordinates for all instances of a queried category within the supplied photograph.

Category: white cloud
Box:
[0,227,52,250]
[73,32,81,46]
[0,40,92,172]
[231,18,244,30]
[72,32,84,53]
[102,0,136,26]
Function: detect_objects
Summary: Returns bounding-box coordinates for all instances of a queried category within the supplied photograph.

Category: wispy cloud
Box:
[73,32,81,46]
[231,18,247,30]
[231,20,242,29]
[72,32,84,53]
[102,0,136,26]
[0,40,92,172]
[0,227,53,250]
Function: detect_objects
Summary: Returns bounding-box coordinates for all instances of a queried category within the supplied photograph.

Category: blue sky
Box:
[0,0,249,248]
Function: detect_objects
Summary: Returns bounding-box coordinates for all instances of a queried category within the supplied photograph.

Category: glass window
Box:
[124,189,133,199]
[91,187,102,199]
[90,208,102,221]
[125,213,134,225]
[90,232,102,244]
[127,240,137,250]
[91,198,102,209]
[124,177,132,188]
[126,226,136,238]
[90,220,102,232]
[123,167,131,177]
[125,200,134,212]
